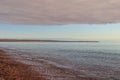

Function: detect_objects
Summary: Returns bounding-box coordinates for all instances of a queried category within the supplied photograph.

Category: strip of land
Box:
[0,49,46,80]
[0,39,99,42]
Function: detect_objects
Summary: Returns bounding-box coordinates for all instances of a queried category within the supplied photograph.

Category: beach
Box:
[0,48,97,80]
[0,49,46,80]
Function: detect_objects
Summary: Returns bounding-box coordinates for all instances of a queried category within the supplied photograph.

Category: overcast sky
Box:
[0,24,120,41]
[0,0,120,24]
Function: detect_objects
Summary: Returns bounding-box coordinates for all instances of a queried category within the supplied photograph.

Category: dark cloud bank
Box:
[0,0,120,24]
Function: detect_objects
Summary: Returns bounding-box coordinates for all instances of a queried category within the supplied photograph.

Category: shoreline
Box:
[0,39,99,43]
[0,49,46,80]
[0,48,103,80]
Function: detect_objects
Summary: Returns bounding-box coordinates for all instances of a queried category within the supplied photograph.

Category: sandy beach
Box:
[0,48,99,80]
[0,49,46,80]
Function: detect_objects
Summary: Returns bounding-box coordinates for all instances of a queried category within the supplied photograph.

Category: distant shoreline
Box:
[0,39,99,42]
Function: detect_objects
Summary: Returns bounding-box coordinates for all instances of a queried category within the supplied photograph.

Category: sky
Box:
[0,0,120,41]
[0,0,120,24]
[0,23,120,41]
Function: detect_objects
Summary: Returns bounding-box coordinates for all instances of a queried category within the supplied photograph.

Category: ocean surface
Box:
[0,42,120,80]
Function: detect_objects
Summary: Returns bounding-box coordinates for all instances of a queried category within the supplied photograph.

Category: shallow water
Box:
[0,42,120,80]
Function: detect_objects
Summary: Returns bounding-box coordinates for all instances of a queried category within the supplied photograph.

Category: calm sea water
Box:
[0,42,120,80]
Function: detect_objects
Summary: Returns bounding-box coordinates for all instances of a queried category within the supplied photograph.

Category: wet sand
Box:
[0,49,46,80]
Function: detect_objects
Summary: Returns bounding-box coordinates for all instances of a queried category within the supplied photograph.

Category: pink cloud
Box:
[0,0,120,24]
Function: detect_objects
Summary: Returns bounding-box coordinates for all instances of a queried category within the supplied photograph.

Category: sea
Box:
[0,42,120,80]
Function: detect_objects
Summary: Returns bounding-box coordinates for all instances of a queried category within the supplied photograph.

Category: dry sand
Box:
[0,49,46,80]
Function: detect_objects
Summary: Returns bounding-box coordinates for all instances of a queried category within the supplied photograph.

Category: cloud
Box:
[0,0,120,24]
